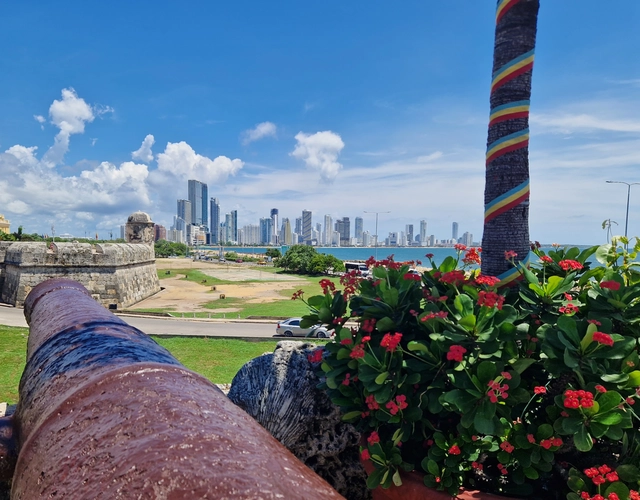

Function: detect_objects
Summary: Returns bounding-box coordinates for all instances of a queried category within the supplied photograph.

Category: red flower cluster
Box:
[504,250,518,260]
[307,349,323,363]
[342,373,352,386]
[497,463,508,475]
[584,465,618,487]
[475,275,500,287]
[499,441,514,453]
[564,390,594,409]
[385,395,408,415]
[425,253,434,259]
[440,270,467,286]
[421,311,448,322]
[448,444,461,455]
[340,338,353,346]
[559,303,579,315]
[487,380,509,403]
[403,272,421,281]
[454,244,467,252]
[592,332,614,346]
[477,291,505,310]
[534,386,547,395]
[291,289,304,300]
[367,431,380,445]
[540,255,554,264]
[540,437,563,449]
[361,318,376,333]
[319,278,336,295]
[595,384,607,393]
[600,280,621,291]
[462,247,481,265]
[559,259,583,271]
[446,345,467,362]
[365,394,380,410]
[340,270,362,299]
[360,449,370,461]
[350,343,366,359]
[380,332,403,352]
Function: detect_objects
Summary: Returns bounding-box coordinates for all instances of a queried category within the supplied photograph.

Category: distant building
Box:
[420,220,427,245]
[270,208,279,245]
[224,210,238,243]
[177,199,192,226]
[386,232,398,247]
[281,218,292,245]
[405,224,413,246]
[154,224,166,242]
[0,214,9,234]
[260,217,273,245]
[188,179,208,226]
[355,217,364,245]
[452,222,459,241]
[240,224,260,245]
[336,217,350,246]
[302,210,312,244]
[461,232,473,247]
[210,198,220,244]
[323,215,332,246]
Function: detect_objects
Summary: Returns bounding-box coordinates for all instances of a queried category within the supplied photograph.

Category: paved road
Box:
[0,305,283,340]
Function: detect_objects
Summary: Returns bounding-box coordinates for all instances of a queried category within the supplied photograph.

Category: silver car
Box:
[275,318,332,338]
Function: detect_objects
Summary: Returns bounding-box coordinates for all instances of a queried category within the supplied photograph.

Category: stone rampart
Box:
[0,242,160,308]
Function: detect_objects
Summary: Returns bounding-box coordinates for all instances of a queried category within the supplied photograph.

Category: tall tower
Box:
[270,208,279,245]
[355,217,364,244]
[188,179,208,226]
[281,218,292,245]
[177,199,192,226]
[230,210,238,243]
[420,220,427,244]
[405,224,414,246]
[260,218,273,245]
[210,198,220,244]
[452,222,459,241]
[302,210,312,244]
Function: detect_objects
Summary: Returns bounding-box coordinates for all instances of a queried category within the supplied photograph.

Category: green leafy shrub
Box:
[299,239,640,499]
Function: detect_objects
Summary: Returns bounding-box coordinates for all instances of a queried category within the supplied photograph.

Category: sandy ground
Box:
[130,259,306,313]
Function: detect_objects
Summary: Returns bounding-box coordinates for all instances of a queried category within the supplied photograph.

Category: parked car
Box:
[275,318,332,338]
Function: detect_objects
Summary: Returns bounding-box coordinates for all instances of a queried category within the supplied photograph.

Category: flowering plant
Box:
[298,240,640,499]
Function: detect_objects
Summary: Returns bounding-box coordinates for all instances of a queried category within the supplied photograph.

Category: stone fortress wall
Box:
[0,211,160,308]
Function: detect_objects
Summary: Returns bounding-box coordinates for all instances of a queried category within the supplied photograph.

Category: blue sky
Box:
[1,1,639,245]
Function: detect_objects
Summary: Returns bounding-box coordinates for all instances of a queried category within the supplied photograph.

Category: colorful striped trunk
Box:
[481,0,540,281]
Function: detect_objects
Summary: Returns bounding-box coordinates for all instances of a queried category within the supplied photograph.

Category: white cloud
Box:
[132,134,155,163]
[241,122,277,145]
[34,115,46,124]
[531,113,640,134]
[7,200,30,214]
[155,141,243,186]
[91,138,98,146]
[5,145,39,168]
[42,88,96,167]
[291,131,345,182]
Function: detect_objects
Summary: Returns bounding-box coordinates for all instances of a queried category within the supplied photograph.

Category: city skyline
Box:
[1,2,639,245]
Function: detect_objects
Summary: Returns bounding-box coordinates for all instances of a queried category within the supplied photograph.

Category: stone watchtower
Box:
[125,212,155,245]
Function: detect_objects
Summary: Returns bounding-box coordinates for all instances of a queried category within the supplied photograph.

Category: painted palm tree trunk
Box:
[481,0,540,281]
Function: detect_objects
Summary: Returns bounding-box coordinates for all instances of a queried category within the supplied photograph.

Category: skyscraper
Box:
[270,208,278,245]
[323,215,332,246]
[281,218,292,245]
[335,217,350,246]
[452,222,459,241]
[177,199,192,226]
[229,210,238,243]
[420,220,427,245]
[260,217,273,245]
[210,197,220,244]
[355,217,364,244]
[188,179,208,226]
[302,210,312,244]
[405,224,413,246]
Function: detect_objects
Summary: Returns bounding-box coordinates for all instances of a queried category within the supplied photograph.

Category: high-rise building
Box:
[295,217,302,236]
[405,224,414,246]
[335,217,350,246]
[323,215,332,246]
[355,217,364,244]
[154,224,166,242]
[229,210,238,243]
[420,220,428,245]
[302,210,312,244]
[452,222,459,241]
[462,232,473,247]
[260,217,273,245]
[177,199,192,226]
[188,179,208,226]
[240,224,260,245]
[210,198,220,244]
[270,209,279,245]
[281,218,292,245]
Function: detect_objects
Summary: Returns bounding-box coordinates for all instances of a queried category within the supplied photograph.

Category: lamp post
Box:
[364,211,390,260]
[606,180,640,244]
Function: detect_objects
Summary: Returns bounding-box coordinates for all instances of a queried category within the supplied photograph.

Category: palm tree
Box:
[481,0,540,280]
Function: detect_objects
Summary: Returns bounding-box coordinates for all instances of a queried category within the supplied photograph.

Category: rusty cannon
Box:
[0,279,343,499]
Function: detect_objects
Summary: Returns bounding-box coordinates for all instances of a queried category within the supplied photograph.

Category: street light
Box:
[606,180,640,243]
[364,211,390,260]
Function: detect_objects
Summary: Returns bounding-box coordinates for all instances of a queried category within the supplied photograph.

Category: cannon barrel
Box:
[4,278,343,499]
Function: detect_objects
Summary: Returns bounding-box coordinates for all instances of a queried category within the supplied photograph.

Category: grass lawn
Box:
[0,325,318,404]
[158,268,230,285]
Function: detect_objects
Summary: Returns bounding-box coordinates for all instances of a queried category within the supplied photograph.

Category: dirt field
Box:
[130,259,305,313]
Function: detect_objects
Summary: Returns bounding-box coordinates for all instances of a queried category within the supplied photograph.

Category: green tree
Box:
[481,0,540,278]
[278,245,318,273]
[265,248,281,260]
[154,240,187,257]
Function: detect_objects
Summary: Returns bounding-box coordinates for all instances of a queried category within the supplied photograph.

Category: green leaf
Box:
[592,411,623,425]
[573,426,593,452]
[392,469,402,487]
[407,341,429,353]
[375,372,389,384]
[454,294,475,317]
[523,467,539,480]
[616,464,640,482]
[459,314,476,331]
[376,316,396,333]
[511,358,536,374]
[604,482,630,500]
[557,315,580,346]
[626,370,640,388]
[563,348,580,369]
[536,424,553,440]
[341,411,362,421]
[596,391,623,413]
[477,361,497,384]
[424,459,440,477]
[366,467,386,489]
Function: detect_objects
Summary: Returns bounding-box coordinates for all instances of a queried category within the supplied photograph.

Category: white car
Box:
[275,318,332,338]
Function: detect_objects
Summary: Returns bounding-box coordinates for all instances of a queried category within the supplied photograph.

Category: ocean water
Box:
[207,245,595,265]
